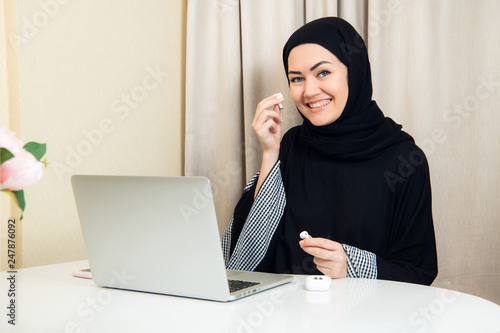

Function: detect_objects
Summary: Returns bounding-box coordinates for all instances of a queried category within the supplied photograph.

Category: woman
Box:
[222,17,437,285]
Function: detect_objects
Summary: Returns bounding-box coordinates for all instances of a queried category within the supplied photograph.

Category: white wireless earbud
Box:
[300,231,311,239]
[276,92,284,109]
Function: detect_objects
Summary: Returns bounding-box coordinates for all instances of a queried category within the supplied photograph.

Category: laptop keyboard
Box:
[228,279,260,293]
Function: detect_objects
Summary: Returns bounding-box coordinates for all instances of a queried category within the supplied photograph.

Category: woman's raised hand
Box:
[251,93,284,156]
[251,93,284,198]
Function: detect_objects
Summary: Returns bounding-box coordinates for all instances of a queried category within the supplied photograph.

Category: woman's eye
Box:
[290,77,304,83]
[318,70,330,77]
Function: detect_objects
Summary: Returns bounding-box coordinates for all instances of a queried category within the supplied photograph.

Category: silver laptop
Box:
[71,175,292,302]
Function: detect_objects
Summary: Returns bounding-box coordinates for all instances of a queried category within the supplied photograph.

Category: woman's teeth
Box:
[308,99,331,108]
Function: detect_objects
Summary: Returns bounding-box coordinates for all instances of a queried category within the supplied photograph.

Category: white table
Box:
[1,260,499,332]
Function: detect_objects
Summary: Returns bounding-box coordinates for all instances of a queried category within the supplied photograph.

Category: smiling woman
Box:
[287,44,349,126]
[222,17,438,285]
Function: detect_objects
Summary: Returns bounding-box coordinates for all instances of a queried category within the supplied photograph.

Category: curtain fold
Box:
[185,0,245,235]
[185,0,500,304]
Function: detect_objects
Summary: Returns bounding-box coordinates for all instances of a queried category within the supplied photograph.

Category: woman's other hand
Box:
[299,237,348,278]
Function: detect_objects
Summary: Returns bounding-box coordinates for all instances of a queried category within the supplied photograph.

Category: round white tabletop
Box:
[1,260,499,332]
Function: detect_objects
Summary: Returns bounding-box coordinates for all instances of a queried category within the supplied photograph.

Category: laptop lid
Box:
[71,175,291,302]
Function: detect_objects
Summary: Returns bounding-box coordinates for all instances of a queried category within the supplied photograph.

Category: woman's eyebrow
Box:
[288,61,332,76]
[310,61,331,71]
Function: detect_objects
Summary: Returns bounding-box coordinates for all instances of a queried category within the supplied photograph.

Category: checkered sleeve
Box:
[221,172,260,265]
[342,244,378,279]
[222,161,286,271]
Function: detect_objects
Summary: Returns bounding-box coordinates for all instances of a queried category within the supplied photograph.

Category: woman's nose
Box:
[303,79,321,97]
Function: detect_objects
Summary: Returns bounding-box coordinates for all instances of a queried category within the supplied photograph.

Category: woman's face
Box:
[287,43,349,126]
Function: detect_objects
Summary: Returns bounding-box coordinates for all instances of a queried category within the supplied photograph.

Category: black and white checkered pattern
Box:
[342,244,377,279]
[222,161,378,279]
[222,161,286,270]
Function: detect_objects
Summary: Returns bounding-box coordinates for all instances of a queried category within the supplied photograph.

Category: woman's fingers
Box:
[253,110,279,136]
[300,237,342,253]
[255,113,282,136]
[301,244,336,260]
[253,94,284,123]
[255,108,281,125]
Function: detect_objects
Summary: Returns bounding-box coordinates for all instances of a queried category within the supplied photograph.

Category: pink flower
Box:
[0,127,44,191]
[1,150,43,191]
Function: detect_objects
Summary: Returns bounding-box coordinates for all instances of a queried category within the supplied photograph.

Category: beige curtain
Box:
[186,0,500,304]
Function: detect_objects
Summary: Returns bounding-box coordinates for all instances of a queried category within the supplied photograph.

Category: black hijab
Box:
[282,17,413,160]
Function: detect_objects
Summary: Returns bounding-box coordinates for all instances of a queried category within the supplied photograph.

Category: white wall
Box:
[14,0,185,268]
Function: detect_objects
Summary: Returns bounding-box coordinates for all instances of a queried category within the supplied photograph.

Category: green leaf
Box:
[13,190,26,213]
[0,148,14,164]
[23,142,47,161]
